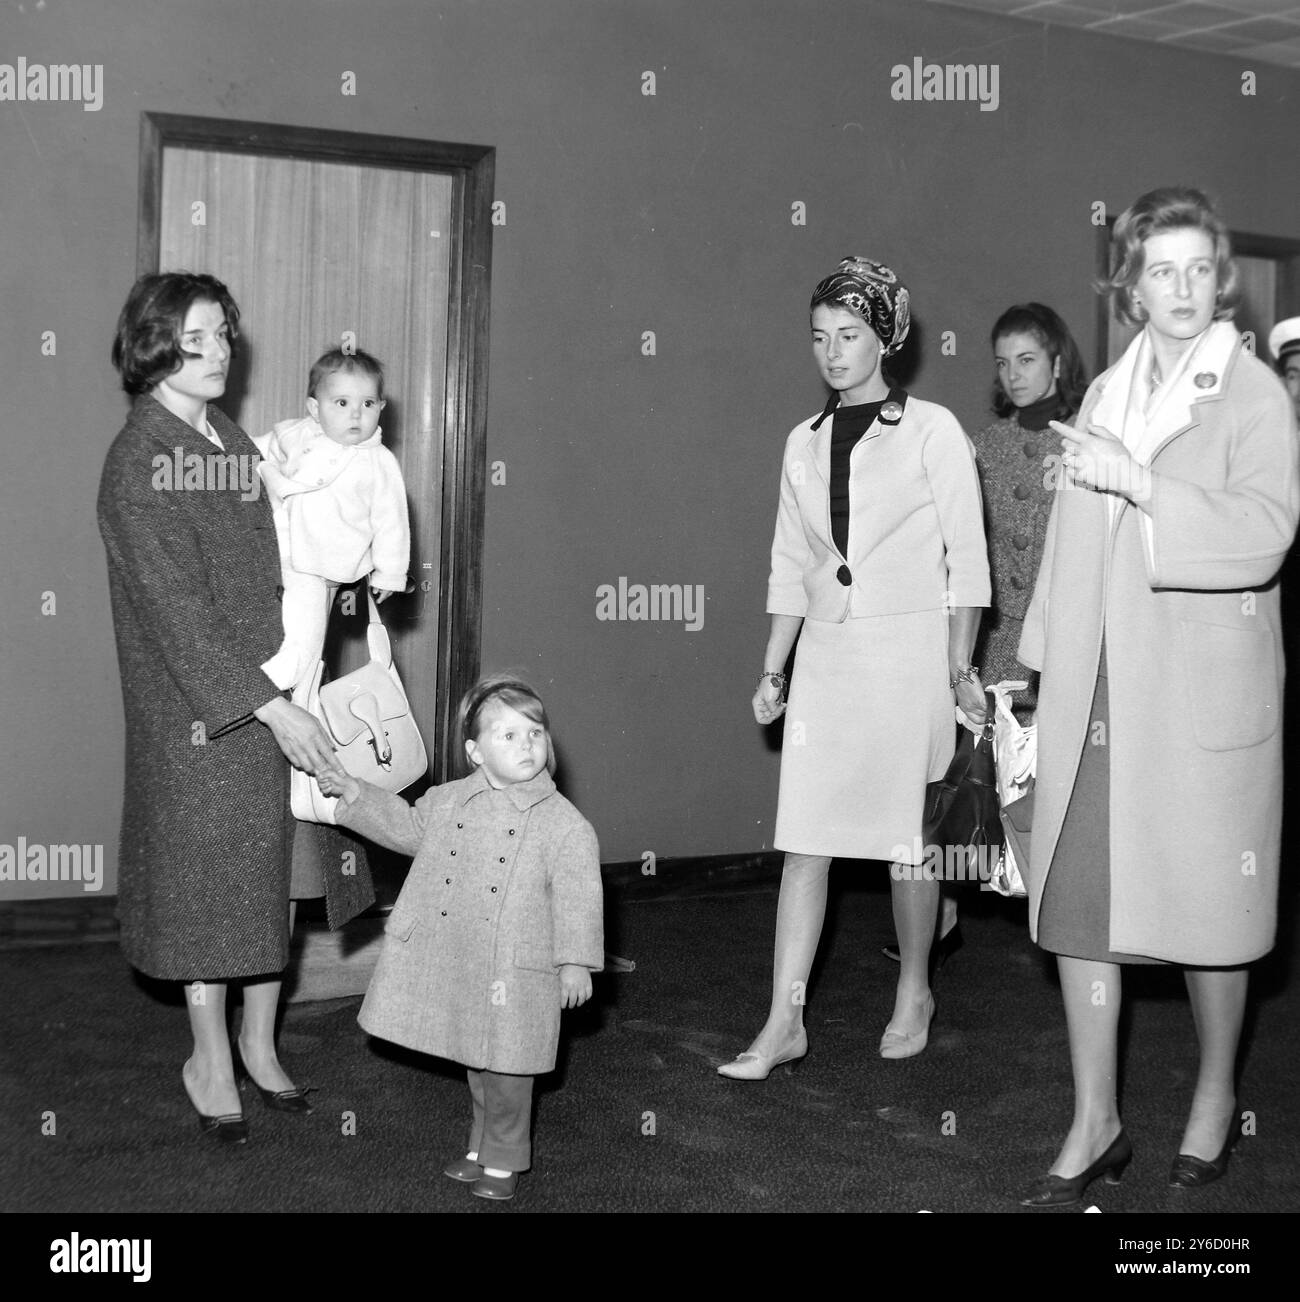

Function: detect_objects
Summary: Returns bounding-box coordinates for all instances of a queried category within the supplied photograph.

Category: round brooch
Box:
[1193,372,1217,389]
[880,401,904,424]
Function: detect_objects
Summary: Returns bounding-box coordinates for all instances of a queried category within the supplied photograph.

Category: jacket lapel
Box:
[1091,325,1240,541]
[1146,345,1235,468]
[128,397,276,555]
[794,420,839,558]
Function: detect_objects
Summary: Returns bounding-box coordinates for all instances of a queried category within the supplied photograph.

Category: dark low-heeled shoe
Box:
[1018,1129,1132,1207]
[444,1156,484,1182]
[233,1043,315,1115]
[471,1171,519,1201]
[1170,1114,1240,1188]
[883,922,963,967]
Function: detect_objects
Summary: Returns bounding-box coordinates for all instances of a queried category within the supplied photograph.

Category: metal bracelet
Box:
[758,670,788,699]
[949,664,980,691]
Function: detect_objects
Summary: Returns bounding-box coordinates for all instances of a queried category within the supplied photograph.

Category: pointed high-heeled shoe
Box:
[879,994,935,1059]
[716,1028,808,1080]
[1170,1110,1240,1188]
[1018,1130,1132,1206]
[182,1062,248,1145]
[233,1042,315,1115]
[195,1111,250,1144]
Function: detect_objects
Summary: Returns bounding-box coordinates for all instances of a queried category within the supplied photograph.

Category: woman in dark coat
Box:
[97,272,374,1143]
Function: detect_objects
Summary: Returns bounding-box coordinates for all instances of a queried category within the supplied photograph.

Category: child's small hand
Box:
[316,763,360,804]
[370,587,391,605]
[558,964,592,1009]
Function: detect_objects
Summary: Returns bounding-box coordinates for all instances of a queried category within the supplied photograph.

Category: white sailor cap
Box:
[1267,316,1300,362]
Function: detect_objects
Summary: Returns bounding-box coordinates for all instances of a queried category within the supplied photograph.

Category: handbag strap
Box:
[362,588,393,668]
[951,690,997,783]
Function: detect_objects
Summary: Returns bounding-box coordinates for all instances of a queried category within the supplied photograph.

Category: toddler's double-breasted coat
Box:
[339,769,604,1075]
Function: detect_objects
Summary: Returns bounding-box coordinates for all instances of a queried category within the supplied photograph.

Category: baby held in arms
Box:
[254,346,410,700]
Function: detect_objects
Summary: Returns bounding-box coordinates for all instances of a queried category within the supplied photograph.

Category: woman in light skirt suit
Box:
[720,257,991,1076]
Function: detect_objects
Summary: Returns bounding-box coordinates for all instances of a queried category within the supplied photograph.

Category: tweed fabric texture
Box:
[98,395,372,980]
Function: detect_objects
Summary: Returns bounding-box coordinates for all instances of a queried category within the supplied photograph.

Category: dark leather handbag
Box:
[922,700,1003,883]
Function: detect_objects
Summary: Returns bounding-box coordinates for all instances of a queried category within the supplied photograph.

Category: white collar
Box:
[1091,321,1239,467]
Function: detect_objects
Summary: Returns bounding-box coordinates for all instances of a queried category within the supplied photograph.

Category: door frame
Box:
[137,112,493,783]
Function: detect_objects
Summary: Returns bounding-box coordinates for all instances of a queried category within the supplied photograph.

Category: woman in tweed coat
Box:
[970,302,1088,717]
[97,272,374,1143]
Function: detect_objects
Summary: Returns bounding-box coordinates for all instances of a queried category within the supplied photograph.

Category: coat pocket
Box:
[514,943,556,973]
[1180,619,1279,751]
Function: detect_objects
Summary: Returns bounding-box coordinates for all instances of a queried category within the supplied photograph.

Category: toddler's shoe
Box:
[443,1156,483,1182]
[471,1171,518,1201]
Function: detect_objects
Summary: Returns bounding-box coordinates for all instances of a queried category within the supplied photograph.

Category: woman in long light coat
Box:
[1016,188,1299,1205]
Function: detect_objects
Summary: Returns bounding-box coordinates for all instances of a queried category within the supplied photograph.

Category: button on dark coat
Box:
[969,415,1063,703]
[97,395,373,980]
[341,768,604,1075]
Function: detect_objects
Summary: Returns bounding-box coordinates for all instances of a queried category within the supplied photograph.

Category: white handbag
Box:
[987,682,1034,898]
[290,592,428,825]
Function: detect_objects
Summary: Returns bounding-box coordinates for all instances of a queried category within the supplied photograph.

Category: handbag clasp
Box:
[348,691,393,767]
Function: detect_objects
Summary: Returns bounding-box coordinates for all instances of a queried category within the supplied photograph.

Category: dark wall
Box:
[2,0,1296,895]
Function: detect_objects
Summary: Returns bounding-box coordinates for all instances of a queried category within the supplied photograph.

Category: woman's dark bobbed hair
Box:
[111,271,240,396]
[989,302,1088,418]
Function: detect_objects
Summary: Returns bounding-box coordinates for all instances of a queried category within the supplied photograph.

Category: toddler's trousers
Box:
[466,1069,534,1172]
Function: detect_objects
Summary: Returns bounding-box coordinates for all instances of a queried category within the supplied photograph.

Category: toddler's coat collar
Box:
[459,766,557,811]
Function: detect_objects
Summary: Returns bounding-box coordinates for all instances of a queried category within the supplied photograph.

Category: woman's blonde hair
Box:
[1101,186,1240,329]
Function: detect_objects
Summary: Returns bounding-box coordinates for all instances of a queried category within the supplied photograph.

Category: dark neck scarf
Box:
[1016,390,1071,431]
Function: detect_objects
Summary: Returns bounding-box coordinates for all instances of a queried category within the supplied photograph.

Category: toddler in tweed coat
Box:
[319,675,604,1202]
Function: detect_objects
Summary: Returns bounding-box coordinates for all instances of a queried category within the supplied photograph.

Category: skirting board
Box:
[282,851,784,1002]
[0,854,785,1002]
[285,912,386,1004]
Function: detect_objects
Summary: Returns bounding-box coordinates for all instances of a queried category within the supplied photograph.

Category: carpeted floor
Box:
[2,869,1296,1216]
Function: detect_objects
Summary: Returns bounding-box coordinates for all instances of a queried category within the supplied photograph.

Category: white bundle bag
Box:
[986,681,1035,898]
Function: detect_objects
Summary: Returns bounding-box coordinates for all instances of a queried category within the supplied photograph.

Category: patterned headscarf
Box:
[810,256,911,357]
